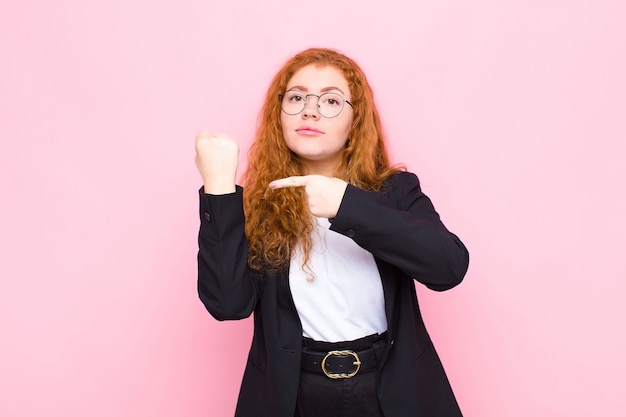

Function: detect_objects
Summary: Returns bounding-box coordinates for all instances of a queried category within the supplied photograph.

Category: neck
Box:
[301,159,341,177]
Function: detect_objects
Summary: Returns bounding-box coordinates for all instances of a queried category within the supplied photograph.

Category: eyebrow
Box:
[287,85,347,95]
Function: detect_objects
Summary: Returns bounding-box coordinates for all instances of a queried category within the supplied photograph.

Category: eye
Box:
[321,94,342,106]
[286,91,305,103]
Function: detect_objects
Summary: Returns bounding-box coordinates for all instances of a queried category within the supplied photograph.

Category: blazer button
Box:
[204,212,211,222]
[346,229,356,238]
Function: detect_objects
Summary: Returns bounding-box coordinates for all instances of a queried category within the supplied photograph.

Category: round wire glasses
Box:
[279,90,353,118]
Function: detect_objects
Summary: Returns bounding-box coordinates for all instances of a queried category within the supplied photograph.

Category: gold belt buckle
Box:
[321,350,361,379]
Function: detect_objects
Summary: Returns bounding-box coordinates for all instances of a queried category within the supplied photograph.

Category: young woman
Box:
[195,48,469,417]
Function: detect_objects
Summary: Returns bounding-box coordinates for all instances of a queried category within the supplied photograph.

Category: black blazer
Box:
[197,171,470,417]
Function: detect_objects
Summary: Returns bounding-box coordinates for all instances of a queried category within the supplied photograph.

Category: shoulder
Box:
[378,171,428,211]
[381,170,421,193]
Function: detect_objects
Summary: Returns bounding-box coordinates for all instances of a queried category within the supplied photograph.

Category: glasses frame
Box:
[278,91,354,119]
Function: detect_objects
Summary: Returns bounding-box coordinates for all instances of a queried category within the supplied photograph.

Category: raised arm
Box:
[195,132,262,320]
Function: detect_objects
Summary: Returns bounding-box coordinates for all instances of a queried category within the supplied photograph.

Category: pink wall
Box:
[1,0,625,416]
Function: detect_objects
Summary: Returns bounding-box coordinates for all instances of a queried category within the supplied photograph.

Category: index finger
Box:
[269,176,308,189]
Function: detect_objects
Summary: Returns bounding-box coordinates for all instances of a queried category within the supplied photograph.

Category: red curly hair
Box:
[242,48,401,272]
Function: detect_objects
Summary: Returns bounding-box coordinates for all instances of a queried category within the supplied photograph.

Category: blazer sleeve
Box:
[197,186,263,320]
[329,172,469,291]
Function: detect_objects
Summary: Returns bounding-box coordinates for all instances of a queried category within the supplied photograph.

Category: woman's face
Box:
[280,64,354,176]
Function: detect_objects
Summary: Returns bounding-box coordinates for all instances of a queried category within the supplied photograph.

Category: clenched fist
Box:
[195,131,239,194]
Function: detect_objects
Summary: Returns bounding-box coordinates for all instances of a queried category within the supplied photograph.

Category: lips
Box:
[296,126,324,135]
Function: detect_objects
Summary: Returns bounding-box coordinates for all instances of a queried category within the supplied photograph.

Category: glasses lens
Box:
[318,93,345,118]
[280,91,348,118]
[281,91,306,115]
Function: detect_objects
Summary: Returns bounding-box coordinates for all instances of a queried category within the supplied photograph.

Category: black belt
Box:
[301,341,384,379]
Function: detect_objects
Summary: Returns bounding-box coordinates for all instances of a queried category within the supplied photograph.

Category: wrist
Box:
[203,180,236,195]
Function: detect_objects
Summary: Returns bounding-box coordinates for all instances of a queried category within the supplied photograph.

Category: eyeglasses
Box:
[279,90,353,118]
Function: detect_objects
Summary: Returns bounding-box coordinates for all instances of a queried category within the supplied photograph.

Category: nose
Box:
[301,96,320,119]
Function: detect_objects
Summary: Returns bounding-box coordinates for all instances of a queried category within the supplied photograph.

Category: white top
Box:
[289,217,387,342]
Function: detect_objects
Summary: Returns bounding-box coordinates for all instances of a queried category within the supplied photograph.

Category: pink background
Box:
[1,0,625,416]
